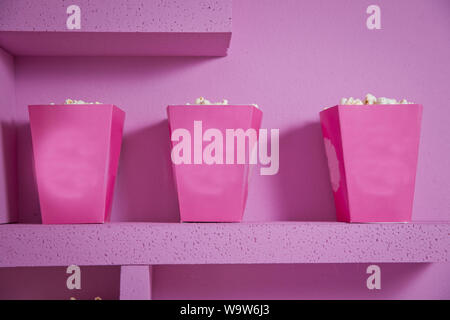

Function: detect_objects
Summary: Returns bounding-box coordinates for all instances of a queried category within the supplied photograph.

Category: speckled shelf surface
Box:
[0,222,449,267]
[0,0,232,56]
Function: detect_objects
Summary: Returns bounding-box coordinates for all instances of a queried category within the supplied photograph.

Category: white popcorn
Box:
[195,97,205,104]
[54,98,103,105]
[387,98,398,104]
[185,97,259,108]
[337,94,415,107]
[364,93,377,105]
[377,97,389,104]
[188,97,240,106]
[194,97,212,105]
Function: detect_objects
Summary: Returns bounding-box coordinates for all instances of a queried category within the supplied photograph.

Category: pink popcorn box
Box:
[167,105,263,222]
[320,104,422,223]
[29,105,125,224]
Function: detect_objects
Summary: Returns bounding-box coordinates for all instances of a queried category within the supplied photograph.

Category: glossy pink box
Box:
[29,105,125,224]
[167,105,263,222]
[320,104,423,223]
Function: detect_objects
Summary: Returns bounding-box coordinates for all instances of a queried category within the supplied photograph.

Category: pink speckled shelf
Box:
[0,0,232,56]
[0,222,448,267]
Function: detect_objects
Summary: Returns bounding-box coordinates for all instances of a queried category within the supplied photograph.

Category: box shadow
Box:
[276,122,336,221]
[111,120,180,222]
[1,121,18,223]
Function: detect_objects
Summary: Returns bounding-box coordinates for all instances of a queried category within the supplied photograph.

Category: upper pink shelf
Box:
[0,0,232,56]
[0,222,448,267]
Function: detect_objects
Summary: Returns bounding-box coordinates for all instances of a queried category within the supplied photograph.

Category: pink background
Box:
[1,0,450,299]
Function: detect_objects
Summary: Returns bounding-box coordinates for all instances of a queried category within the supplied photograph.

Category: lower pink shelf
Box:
[0,222,449,267]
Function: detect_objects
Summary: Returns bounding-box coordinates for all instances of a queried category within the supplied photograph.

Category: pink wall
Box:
[1,0,449,299]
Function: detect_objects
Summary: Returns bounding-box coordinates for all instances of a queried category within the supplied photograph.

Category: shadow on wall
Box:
[0,266,120,300]
[111,120,180,222]
[1,121,18,223]
[16,122,41,223]
[276,122,336,221]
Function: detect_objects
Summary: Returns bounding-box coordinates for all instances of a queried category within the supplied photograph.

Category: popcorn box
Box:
[167,105,263,222]
[320,104,422,223]
[29,105,125,224]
